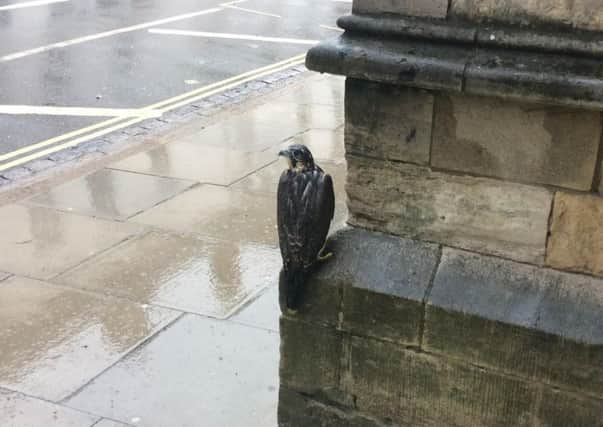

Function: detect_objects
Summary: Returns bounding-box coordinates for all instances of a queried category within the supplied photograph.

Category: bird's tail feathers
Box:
[280,268,308,311]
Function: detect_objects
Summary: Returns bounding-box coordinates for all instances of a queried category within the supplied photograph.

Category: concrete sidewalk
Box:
[0,71,346,426]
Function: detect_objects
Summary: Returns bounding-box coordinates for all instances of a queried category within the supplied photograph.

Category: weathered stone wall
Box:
[279,229,603,426]
[345,78,603,278]
[282,1,603,425]
[279,77,603,425]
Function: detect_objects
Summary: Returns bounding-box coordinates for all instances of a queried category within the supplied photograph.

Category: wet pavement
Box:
[0,72,346,426]
[0,0,348,161]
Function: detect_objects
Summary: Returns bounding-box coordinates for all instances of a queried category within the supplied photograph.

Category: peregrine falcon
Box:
[277,144,335,312]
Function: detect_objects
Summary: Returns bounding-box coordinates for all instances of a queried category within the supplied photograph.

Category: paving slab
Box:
[0,276,179,401]
[55,231,281,318]
[0,204,143,279]
[0,388,98,427]
[245,102,344,131]
[66,315,279,427]
[25,169,193,221]
[277,75,345,106]
[130,185,279,246]
[278,127,345,164]
[231,285,280,332]
[109,143,276,185]
[232,158,347,197]
[187,114,304,152]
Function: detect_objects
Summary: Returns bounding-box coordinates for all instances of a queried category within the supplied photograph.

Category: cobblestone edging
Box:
[0,65,307,188]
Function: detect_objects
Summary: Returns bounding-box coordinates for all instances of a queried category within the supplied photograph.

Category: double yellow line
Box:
[0,53,306,172]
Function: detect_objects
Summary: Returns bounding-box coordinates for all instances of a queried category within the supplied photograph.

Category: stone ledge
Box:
[337,14,603,58]
[425,248,603,397]
[289,227,440,345]
[291,228,603,395]
[307,34,603,110]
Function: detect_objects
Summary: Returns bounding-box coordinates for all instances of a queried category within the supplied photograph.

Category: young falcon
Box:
[277,144,335,312]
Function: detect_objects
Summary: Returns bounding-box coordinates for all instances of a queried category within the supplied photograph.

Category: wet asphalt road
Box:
[0,0,349,157]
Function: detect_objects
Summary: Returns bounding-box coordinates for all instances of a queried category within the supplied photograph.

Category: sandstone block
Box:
[278,387,384,427]
[425,248,603,397]
[345,78,434,165]
[353,0,448,18]
[450,0,603,32]
[345,336,536,425]
[536,388,603,427]
[346,155,552,263]
[547,192,603,277]
[279,318,343,397]
[431,95,601,191]
[335,228,439,345]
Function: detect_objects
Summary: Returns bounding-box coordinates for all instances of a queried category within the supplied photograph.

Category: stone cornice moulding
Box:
[307,14,603,110]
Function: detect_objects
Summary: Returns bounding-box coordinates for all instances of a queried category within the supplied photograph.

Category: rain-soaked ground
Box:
[0,72,347,426]
[0,0,349,159]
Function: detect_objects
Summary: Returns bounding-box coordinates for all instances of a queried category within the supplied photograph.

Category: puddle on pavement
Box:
[65,315,279,427]
[0,276,178,401]
[0,204,142,279]
[110,143,276,185]
[131,185,279,246]
[56,230,282,318]
[26,168,193,221]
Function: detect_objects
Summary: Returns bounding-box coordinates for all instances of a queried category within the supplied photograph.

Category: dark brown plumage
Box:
[277,144,335,312]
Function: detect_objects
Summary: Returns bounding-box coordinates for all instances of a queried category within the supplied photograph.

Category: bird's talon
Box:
[318,251,333,262]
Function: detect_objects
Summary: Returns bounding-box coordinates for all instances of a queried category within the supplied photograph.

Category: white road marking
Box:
[0,105,162,118]
[0,0,68,11]
[0,54,306,167]
[0,7,222,62]
[149,29,319,45]
[222,4,282,18]
[320,25,344,32]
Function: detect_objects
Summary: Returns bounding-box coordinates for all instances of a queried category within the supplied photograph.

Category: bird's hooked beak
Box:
[278,149,294,169]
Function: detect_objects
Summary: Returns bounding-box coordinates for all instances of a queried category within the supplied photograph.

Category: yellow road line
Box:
[0,53,305,164]
[0,55,306,172]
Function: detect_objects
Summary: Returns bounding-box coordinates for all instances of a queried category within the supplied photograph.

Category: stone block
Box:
[346,155,552,264]
[431,95,601,191]
[450,0,603,32]
[280,268,342,328]
[345,79,434,166]
[536,268,603,397]
[279,317,343,397]
[425,249,550,378]
[278,387,385,427]
[338,229,440,345]
[345,336,536,425]
[547,192,603,277]
[536,388,603,427]
[353,0,448,18]
[425,248,603,397]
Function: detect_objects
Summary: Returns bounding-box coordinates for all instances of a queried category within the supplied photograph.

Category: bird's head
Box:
[278,144,315,172]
